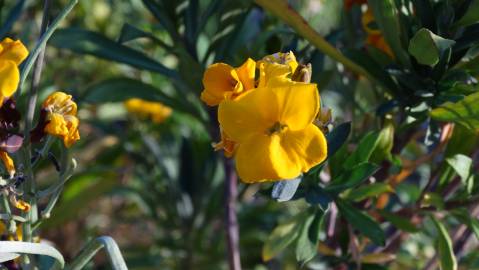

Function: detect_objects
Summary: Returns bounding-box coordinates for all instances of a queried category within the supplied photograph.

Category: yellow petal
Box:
[218,87,278,142]
[258,62,291,88]
[0,60,19,99]
[63,116,80,148]
[279,124,327,173]
[235,58,256,91]
[235,134,299,183]
[0,38,28,65]
[0,151,15,176]
[274,83,320,131]
[42,91,77,115]
[45,113,68,136]
[201,63,242,106]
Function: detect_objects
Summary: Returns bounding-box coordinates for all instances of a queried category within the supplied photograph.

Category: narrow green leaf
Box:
[408,28,455,66]
[66,236,127,270]
[344,131,381,169]
[453,0,479,27]
[336,199,385,246]
[0,0,25,39]
[378,210,419,233]
[326,163,380,194]
[368,0,410,66]
[345,183,393,202]
[469,218,479,241]
[295,211,317,263]
[431,217,457,270]
[0,241,64,268]
[326,122,351,159]
[262,218,301,261]
[430,92,479,131]
[446,154,472,183]
[50,28,178,78]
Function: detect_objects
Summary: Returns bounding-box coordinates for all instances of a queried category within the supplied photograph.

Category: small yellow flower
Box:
[200,58,256,106]
[124,98,172,123]
[42,92,80,148]
[218,83,328,183]
[0,151,15,177]
[362,9,393,57]
[0,38,28,106]
[258,51,299,88]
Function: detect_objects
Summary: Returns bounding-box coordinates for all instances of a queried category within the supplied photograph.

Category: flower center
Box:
[267,122,287,135]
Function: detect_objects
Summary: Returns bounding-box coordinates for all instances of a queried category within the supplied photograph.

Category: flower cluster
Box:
[0,37,80,214]
[124,98,172,124]
[201,52,328,183]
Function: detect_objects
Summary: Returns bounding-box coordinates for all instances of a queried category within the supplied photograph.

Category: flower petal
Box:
[201,63,242,106]
[235,134,300,183]
[0,38,28,65]
[279,124,327,173]
[218,87,278,142]
[273,83,319,131]
[235,58,256,91]
[0,60,19,100]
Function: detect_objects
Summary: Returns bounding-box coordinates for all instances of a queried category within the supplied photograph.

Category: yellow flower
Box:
[361,9,393,57]
[200,58,256,106]
[0,221,22,241]
[42,92,80,148]
[258,51,299,87]
[0,38,28,106]
[0,151,15,177]
[218,83,328,183]
[124,98,172,123]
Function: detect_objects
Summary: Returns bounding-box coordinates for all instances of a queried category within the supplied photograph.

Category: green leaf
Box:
[469,218,479,242]
[408,28,455,66]
[336,199,385,246]
[370,122,394,163]
[345,183,393,202]
[65,236,127,270]
[50,28,178,78]
[431,217,457,270]
[0,0,25,39]
[262,217,301,261]
[344,131,381,169]
[430,92,479,131]
[326,163,380,194]
[0,242,64,268]
[378,210,419,233]
[295,211,318,263]
[446,154,473,192]
[83,78,197,117]
[368,0,410,66]
[326,122,351,159]
[453,0,479,27]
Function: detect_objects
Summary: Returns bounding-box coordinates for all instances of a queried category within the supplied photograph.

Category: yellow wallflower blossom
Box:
[42,92,80,148]
[0,151,15,177]
[218,83,328,183]
[362,9,393,57]
[258,51,299,88]
[124,98,172,123]
[200,58,256,106]
[0,38,28,106]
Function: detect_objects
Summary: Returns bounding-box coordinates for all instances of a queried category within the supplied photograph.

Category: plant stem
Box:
[224,157,242,270]
[254,0,373,81]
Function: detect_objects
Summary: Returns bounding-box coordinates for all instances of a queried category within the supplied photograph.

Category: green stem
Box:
[16,0,79,98]
[254,0,373,81]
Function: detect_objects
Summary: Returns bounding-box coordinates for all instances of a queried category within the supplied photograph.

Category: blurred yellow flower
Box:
[0,38,28,106]
[0,151,15,177]
[218,83,327,183]
[362,9,393,57]
[0,221,22,241]
[200,58,256,106]
[42,92,80,148]
[124,98,172,123]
